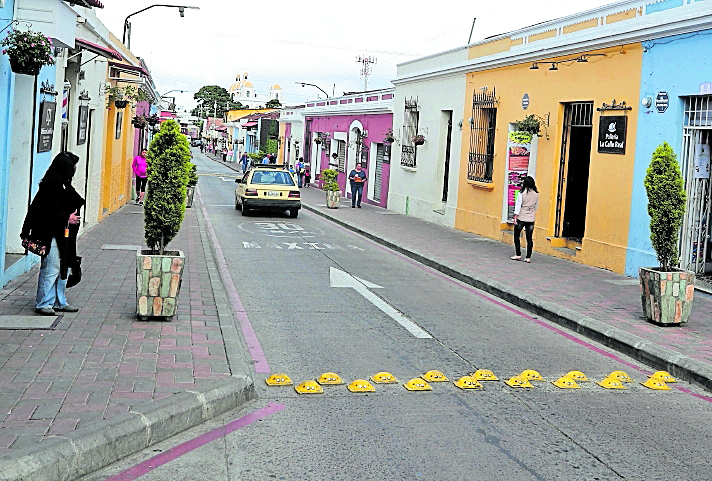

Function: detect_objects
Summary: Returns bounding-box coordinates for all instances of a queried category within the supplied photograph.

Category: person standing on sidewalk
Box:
[21,152,85,315]
[132,149,148,205]
[348,162,367,208]
[222,147,228,162]
[296,157,305,187]
[511,176,539,263]
[241,152,249,172]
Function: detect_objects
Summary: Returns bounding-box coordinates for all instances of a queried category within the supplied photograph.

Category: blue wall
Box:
[626,29,712,276]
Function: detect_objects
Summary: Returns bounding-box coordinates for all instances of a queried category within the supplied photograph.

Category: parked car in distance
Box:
[235,164,301,218]
[191,139,202,147]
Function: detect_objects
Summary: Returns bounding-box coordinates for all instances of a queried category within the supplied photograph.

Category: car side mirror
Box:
[235,178,241,183]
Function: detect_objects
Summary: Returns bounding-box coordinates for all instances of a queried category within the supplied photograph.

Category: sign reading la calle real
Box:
[597,115,627,155]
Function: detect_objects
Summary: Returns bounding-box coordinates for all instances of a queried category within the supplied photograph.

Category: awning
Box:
[75,38,122,60]
[241,121,258,128]
[109,61,149,76]
[66,0,105,8]
[216,126,227,131]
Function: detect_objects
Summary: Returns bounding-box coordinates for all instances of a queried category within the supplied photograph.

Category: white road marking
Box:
[329,267,431,339]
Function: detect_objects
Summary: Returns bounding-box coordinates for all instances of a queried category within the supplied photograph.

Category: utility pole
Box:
[356,55,377,92]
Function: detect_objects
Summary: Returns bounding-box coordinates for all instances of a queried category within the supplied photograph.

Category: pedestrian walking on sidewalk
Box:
[132,149,148,205]
[304,166,311,188]
[199,142,204,154]
[511,176,539,263]
[222,147,228,162]
[296,157,305,187]
[21,152,85,316]
[241,152,249,172]
[348,162,367,208]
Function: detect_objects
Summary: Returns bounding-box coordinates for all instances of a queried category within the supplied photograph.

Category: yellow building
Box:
[455,9,645,274]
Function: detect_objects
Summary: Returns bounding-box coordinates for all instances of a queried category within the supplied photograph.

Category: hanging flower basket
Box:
[132,115,148,129]
[2,29,55,76]
[383,128,396,144]
[314,138,322,145]
[412,134,425,146]
[114,100,128,109]
[147,114,160,126]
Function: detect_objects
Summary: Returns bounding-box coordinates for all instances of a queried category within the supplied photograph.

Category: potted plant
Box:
[314,137,322,145]
[383,128,396,144]
[639,142,694,325]
[412,134,425,146]
[1,28,54,76]
[132,115,147,129]
[185,162,198,208]
[147,113,160,126]
[321,169,341,208]
[136,120,190,320]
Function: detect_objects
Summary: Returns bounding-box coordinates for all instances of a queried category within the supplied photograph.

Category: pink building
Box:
[299,88,394,208]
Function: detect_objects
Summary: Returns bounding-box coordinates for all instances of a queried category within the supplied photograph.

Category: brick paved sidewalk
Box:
[297,187,712,389]
[0,202,232,453]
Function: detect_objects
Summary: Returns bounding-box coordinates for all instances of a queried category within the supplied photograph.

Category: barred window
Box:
[468,89,498,183]
[337,140,346,172]
[401,98,419,168]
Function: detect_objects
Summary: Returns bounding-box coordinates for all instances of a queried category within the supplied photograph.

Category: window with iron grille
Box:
[337,140,346,172]
[467,89,498,183]
[401,98,419,168]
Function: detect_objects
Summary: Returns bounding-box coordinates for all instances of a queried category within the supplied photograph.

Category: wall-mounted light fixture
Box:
[530,63,539,70]
[549,63,558,71]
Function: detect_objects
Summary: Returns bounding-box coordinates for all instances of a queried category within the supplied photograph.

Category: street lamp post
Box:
[295,82,330,99]
[123,5,200,50]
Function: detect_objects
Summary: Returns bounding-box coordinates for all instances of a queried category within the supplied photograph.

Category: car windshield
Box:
[250,171,295,186]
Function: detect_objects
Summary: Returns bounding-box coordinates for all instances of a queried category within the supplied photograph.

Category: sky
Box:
[96,0,617,111]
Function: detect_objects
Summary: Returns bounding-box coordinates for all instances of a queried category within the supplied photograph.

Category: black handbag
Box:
[67,256,82,288]
[21,237,47,256]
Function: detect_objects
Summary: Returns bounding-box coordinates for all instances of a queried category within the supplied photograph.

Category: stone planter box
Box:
[639,267,695,325]
[136,249,185,320]
[325,190,340,209]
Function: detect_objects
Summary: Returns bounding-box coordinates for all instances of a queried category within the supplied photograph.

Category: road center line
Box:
[106,402,285,481]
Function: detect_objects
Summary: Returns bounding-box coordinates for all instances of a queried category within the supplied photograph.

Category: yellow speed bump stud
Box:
[564,371,589,382]
[641,378,672,390]
[472,369,499,381]
[317,372,344,385]
[649,371,676,383]
[422,370,449,382]
[607,371,633,383]
[596,378,627,390]
[454,376,484,390]
[403,378,432,391]
[520,369,544,381]
[295,380,323,394]
[371,372,398,384]
[347,379,376,393]
[265,373,293,386]
[552,377,581,389]
[505,376,534,388]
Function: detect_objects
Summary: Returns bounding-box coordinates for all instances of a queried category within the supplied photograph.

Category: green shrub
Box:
[644,142,686,271]
[247,151,266,163]
[321,169,340,192]
[186,162,198,187]
[144,120,190,254]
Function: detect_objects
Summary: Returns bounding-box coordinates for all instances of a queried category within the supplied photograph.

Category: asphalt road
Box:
[81,151,712,481]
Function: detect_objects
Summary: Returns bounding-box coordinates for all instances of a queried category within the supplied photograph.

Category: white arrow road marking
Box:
[329,267,431,339]
[219,176,236,182]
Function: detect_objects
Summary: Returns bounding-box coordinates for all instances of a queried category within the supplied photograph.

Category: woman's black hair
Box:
[40,151,79,187]
[520,176,538,194]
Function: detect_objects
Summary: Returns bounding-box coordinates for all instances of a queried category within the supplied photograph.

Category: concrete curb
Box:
[303,202,712,393]
[0,376,256,481]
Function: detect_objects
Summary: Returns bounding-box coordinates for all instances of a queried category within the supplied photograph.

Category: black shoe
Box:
[357,205,361,208]
[35,307,56,316]
[352,205,355,208]
[55,305,79,312]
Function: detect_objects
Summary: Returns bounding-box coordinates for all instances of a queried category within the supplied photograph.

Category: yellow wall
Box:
[277,122,286,164]
[100,100,135,220]
[226,108,276,122]
[455,44,643,273]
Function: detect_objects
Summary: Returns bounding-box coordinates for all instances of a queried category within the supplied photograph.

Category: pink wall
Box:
[304,113,392,208]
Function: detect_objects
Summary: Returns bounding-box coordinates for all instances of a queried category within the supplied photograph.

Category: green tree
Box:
[144,120,191,254]
[265,98,282,109]
[644,142,687,271]
[191,85,243,118]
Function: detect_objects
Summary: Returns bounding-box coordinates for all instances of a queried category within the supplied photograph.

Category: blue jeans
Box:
[351,183,364,206]
[36,238,68,309]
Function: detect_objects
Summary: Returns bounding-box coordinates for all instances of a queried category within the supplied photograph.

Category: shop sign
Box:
[522,93,530,110]
[700,83,712,95]
[37,101,56,153]
[77,105,89,145]
[597,116,627,155]
[655,92,669,113]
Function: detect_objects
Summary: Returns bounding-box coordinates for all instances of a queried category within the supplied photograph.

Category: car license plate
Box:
[266,191,280,197]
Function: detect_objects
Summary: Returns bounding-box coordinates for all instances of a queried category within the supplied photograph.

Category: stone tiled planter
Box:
[639,267,695,325]
[325,190,340,209]
[185,186,195,208]
[136,249,185,320]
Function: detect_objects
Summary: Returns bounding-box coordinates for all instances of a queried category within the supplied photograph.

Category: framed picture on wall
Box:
[115,111,123,139]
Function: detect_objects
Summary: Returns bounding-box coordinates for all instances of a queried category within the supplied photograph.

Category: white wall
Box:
[390,71,467,227]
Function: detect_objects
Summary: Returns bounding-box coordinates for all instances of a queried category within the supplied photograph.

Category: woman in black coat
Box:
[21,152,85,315]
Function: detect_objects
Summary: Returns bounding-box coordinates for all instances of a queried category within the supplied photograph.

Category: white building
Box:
[228,72,282,108]
[390,47,469,227]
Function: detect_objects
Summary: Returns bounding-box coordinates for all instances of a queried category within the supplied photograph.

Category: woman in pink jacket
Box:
[132,149,148,205]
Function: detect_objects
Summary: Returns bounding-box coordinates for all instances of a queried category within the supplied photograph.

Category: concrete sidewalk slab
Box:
[296,186,712,393]
[0,188,255,479]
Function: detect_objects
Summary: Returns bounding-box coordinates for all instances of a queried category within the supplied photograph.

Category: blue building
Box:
[627,25,712,279]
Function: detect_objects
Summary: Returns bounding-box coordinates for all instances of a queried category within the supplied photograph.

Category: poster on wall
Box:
[77,105,89,145]
[37,101,57,153]
[506,140,532,222]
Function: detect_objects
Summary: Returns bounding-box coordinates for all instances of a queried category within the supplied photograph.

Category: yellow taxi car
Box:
[235,165,301,218]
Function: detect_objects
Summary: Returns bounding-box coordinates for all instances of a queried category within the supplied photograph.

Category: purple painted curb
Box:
[0,376,256,481]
